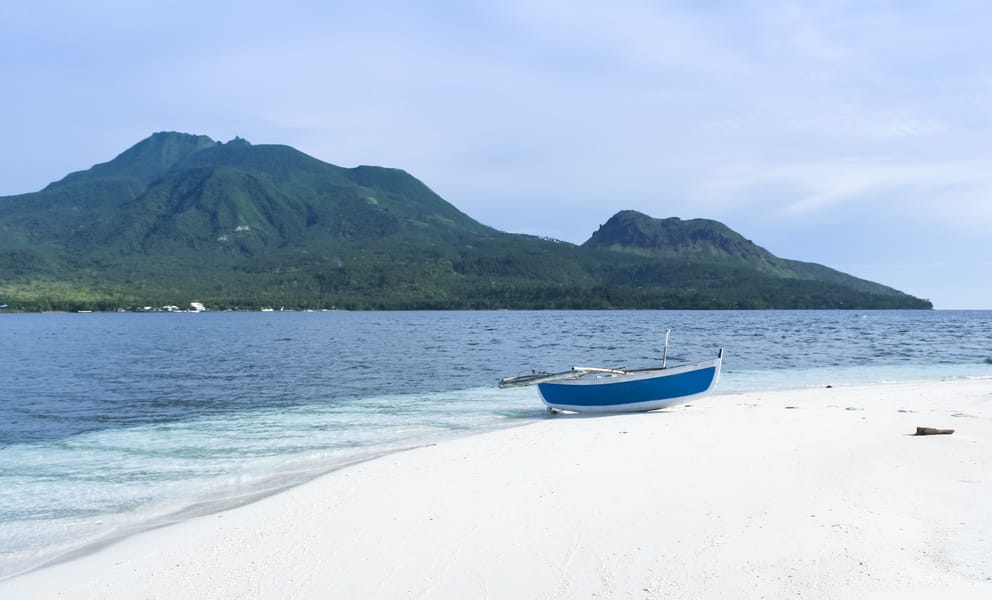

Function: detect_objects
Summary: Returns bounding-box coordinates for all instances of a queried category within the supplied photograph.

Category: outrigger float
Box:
[499,331,723,413]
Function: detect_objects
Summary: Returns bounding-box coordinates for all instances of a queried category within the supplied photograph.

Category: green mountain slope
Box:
[49,132,218,189]
[0,132,931,311]
[583,210,911,298]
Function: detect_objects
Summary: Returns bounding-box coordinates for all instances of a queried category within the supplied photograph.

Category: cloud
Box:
[696,156,992,226]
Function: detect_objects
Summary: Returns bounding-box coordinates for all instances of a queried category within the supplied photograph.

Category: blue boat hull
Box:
[537,356,722,413]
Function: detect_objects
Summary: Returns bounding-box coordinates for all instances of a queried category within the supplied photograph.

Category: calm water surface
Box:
[1,310,990,578]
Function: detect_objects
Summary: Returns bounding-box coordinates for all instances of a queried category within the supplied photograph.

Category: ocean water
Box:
[1,309,990,578]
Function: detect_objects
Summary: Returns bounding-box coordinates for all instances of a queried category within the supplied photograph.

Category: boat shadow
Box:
[544,408,677,420]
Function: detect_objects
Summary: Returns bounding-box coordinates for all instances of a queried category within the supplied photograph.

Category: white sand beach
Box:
[2,379,990,599]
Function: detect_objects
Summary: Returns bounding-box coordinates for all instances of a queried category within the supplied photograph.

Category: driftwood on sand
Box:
[914,427,954,436]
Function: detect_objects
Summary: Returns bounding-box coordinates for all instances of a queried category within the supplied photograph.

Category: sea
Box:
[1,309,990,578]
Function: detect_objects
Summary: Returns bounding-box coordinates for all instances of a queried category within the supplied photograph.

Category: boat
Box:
[499,332,723,413]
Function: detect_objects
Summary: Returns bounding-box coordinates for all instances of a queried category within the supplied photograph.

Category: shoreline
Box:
[2,379,990,598]
[0,440,456,582]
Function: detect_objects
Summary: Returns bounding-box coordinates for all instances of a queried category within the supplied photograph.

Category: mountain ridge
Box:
[46,131,219,190]
[583,210,905,297]
[0,132,932,311]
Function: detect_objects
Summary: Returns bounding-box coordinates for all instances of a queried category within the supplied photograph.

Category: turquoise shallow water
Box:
[1,310,990,578]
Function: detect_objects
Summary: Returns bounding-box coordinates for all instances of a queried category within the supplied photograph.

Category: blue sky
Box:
[2,1,990,308]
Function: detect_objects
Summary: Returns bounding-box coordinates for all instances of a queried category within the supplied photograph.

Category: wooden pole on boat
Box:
[572,366,628,375]
[663,329,671,369]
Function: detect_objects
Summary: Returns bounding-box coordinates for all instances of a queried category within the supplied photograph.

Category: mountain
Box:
[583,210,907,297]
[0,132,931,311]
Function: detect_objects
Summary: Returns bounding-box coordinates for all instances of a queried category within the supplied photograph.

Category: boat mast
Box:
[662,328,671,368]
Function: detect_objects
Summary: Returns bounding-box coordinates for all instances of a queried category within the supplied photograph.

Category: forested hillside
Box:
[0,132,931,311]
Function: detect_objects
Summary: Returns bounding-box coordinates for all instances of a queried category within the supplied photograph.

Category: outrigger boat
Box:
[499,331,723,413]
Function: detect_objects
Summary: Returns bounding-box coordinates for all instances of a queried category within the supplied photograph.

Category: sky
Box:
[1,1,990,308]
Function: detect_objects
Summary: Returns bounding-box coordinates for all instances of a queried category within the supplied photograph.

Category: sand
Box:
[1,379,990,599]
